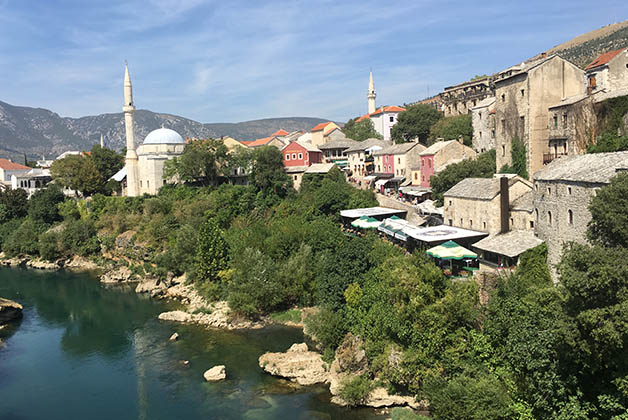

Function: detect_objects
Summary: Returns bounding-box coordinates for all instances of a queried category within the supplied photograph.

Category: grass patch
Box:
[270,308,302,324]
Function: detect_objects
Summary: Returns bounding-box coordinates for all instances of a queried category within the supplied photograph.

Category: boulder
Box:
[365,387,426,410]
[26,259,60,270]
[100,266,133,283]
[259,342,328,386]
[169,332,179,342]
[158,311,193,323]
[135,277,167,297]
[0,297,23,325]
[203,365,226,382]
[64,256,99,271]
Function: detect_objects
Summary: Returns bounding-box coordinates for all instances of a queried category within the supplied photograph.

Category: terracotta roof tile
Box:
[272,129,289,136]
[585,48,625,71]
[311,122,331,132]
[0,158,30,171]
[248,136,275,147]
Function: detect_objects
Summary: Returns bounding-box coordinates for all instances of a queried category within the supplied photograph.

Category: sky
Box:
[0,0,625,123]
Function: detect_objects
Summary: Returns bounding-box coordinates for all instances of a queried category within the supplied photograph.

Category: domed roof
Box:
[143,128,185,145]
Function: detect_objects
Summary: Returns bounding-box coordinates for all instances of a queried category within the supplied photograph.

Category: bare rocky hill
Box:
[0,100,329,159]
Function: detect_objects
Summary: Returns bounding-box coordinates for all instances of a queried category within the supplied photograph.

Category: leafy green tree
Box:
[28,184,65,224]
[50,154,85,192]
[89,145,124,182]
[163,139,229,186]
[391,104,442,143]
[343,118,383,141]
[430,150,496,205]
[429,114,473,146]
[195,218,229,284]
[499,137,528,179]
[0,188,28,219]
[77,158,105,196]
[249,146,292,196]
[588,172,628,247]
[3,218,48,256]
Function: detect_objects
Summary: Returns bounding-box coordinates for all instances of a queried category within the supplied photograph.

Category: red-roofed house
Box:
[282,141,322,168]
[356,106,405,141]
[272,129,289,137]
[311,122,345,147]
[586,48,628,94]
[248,135,286,149]
[0,158,31,188]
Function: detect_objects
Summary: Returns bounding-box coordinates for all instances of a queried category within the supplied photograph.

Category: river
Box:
[0,267,384,420]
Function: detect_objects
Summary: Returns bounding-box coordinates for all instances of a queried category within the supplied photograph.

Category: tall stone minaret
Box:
[367,70,376,114]
[100,133,105,148]
[123,63,140,197]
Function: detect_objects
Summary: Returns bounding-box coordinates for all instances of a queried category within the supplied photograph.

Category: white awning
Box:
[375,179,388,187]
[364,175,377,181]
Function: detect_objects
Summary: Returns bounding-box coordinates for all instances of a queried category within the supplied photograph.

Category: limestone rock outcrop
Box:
[203,365,226,382]
[0,297,23,324]
[100,266,133,283]
[157,301,265,330]
[258,343,328,386]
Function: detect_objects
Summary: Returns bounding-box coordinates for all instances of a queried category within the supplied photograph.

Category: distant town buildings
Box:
[586,47,628,94]
[419,139,476,188]
[354,72,404,141]
[0,158,31,190]
[440,76,494,118]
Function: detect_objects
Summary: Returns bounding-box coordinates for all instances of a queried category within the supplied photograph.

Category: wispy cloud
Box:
[0,0,624,123]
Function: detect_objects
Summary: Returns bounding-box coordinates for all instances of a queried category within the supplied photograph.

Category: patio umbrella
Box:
[426,240,477,260]
[362,217,382,229]
[351,216,370,228]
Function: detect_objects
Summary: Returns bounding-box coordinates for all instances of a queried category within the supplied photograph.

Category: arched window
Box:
[548,211,552,225]
[568,209,573,225]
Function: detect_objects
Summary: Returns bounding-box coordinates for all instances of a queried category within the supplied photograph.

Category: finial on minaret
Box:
[367,70,376,114]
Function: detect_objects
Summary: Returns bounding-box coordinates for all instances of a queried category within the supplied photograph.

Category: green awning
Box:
[351,216,381,229]
[426,240,477,260]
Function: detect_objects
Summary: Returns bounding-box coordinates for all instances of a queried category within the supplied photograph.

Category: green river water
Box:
[0,267,385,420]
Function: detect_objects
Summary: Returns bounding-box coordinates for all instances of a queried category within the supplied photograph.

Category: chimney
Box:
[500,176,510,234]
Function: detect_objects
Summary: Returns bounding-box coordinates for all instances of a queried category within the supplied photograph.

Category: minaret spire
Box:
[123,63,139,196]
[367,70,376,114]
[100,133,105,148]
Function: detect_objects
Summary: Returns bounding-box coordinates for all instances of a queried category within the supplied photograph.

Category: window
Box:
[510,217,513,227]
[530,220,534,228]
[479,131,482,138]
[553,115,558,128]
[501,94,505,102]
[548,187,551,195]
[469,219,473,228]
[502,145,506,157]
[422,175,425,182]
[449,200,452,206]
[483,221,487,230]
[428,159,431,168]
[294,175,297,180]
[479,112,482,120]
[389,116,394,123]
[520,116,525,132]
[147,180,149,189]
[568,209,573,225]
[568,187,572,195]
[548,211,552,225]
[563,113,568,128]
[286,154,290,161]
[414,173,417,180]
[521,89,525,97]
[535,208,538,220]
[448,219,453,226]
[298,153,303,160]
[140,180,143,187]
[491,129,495,139]
[292,153,297,160]
[501,119,506,131]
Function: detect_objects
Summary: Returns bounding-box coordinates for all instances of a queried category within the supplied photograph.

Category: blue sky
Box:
[0,0,624,123]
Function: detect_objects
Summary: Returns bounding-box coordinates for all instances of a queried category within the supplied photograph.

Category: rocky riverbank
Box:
[258,334,427,411]
[0,297,23,325]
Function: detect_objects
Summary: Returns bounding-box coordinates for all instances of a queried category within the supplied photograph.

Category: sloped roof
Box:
[549,93,589,109]
[444,176,529,200]
[373,142,425,156]
[0,158,30,171]
[585,48,625,71]
[311,122,332,132]
[511,190,534,212]
[318,138,360,150]
[356,106,405,122]
[419,140,458,156]
[473,230,544,258]
[305,163,337,174]
[533,151,628,183]
[345,138,391,153]
[298,141,321,152]
[272,129,289,136]
[471,97,496,110]
[248,136,277,147]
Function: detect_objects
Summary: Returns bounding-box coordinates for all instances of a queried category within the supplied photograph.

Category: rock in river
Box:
[204,365,227,382]
[0,297,23,324]
[258,343,328,386]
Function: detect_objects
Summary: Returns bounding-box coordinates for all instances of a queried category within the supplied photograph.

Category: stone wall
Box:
[533,179,602,273]
[608,49,628,92]
[471,103,496,153]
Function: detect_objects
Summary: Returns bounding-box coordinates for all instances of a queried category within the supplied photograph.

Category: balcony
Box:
[543,152,568,165]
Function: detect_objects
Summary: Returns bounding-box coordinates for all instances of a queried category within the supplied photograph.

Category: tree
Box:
[163,139,229,186]
[429,114,473,146]
[28,184,65,224]
[89,145,123,182]
[50,154,85,192]
[588,172,628,248]
[343,118,382,141]
[195,218,229,283]
[391,104,442,144]
[0,188,28,219]
[50,152,108,196]
[249,146,292,196]
[430,150,496,205]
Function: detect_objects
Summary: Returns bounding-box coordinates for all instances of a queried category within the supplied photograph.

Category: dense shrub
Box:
[3,218,47,256]
[27,185,65,224]
[338,375,374,407]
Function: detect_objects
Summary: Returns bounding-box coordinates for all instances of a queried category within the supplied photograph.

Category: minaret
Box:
[123,63,140,197]
[367,70,376,114]
[100,133,105,148]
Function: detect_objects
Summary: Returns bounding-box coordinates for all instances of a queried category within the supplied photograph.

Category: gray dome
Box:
[143,128,185,145]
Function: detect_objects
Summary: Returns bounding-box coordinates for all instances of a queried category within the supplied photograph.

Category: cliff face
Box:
[0,100,329,159]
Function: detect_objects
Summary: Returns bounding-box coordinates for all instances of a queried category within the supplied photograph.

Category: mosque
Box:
[120,64,185,196]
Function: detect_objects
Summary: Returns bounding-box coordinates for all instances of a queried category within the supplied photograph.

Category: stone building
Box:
[122,65,184,197]
[345,138,391,178]
[586,48,628,94]
[532,151,628,272]
[318,138,359,168]
[471,97,496,153]
[440,76,494,118]
[443,175,533,235]
[494,55,586,178]
[419,139,476,188]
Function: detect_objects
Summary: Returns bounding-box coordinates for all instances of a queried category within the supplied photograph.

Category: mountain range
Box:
[0,100,329,160]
